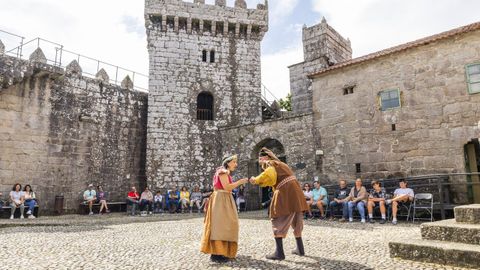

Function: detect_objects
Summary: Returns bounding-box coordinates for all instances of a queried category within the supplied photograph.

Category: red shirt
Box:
[128,191,139,199]
[213,167,232,190]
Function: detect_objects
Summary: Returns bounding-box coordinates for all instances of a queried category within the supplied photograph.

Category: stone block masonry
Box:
[0,53,147,213]
[145,0,269,189]
[289,18,352,115]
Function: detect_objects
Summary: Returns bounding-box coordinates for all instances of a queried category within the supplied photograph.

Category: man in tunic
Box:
[249,147,308,260]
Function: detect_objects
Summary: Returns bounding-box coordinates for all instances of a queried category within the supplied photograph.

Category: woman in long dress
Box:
[200,155,248,262]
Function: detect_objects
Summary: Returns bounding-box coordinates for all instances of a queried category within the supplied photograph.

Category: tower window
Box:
[203,20,212,33]
[202,50,207,62]
[355,163,361,173]
[166,16,174,29]
[210,50,215,63]
[392,124,396,131]
[197,92,214,121]
[343,86,354,95]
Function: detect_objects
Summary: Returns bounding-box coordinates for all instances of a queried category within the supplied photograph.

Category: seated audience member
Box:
[167,186,180,214]
[10,183,25,219]
[201,185,213,211]
[311,181,328,219]
[179,186,190,213]
[0,192,3,210]
[140,186,154,214]
[347,178,368,223]
[329,179,350,221]
[83,184,97,216]
[303,183,314,218]
[235,185,246,213]
[127,186,140,216]
[23,184,37,219]
[189,186,202,213]
[367,180,387,224]
[96,185,110,214]
[154,191,164,213]
[387,180,414,225]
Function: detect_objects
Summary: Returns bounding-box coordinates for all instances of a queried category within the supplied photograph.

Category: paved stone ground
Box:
[0,211,473,270]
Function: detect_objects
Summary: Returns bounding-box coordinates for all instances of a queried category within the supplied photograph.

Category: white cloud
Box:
[312,0,480,57]
[2,0,480,98]
[261,45,303,99]
[269,0,300,25]
[0,0,148,88]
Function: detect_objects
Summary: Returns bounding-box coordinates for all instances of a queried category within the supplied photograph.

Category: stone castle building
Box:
[1,0,479,212]
[144,0,268,189]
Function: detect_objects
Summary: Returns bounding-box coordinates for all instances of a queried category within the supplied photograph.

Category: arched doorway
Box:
[248,138,286,208]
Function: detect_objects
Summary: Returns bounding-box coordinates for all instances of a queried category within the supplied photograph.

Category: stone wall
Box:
[0,54,148,213]
[311,29,480,183]
[145,0,268,189]
[289,18,352,115]
[220,114,318,208]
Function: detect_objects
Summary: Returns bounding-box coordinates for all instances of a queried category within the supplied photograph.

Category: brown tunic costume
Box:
[269,161,308,218]
[254,160,308,238]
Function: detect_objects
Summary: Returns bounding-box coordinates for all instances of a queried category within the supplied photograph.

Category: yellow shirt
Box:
[180,191,190,202]
[253,166,277,188]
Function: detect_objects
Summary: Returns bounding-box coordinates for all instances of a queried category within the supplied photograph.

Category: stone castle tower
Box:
[144,0,269,188]
[289,17,352,114]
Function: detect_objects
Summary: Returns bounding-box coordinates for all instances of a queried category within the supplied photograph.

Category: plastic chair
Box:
[412,193,434,223]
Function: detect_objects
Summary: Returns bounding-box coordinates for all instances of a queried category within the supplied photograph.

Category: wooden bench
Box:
[79,201,127,214]
[1,204,40,218]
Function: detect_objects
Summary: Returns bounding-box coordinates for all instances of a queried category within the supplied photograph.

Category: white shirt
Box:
[10,191,24,204]
[303,190,313,199]
[394,188,414,198]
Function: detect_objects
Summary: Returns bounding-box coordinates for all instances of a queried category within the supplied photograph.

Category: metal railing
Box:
[0,29,25,58]
[0,30,148,92]
[261,83,280,106]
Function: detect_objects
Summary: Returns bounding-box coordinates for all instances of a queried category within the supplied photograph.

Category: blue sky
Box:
[1,0,480,98]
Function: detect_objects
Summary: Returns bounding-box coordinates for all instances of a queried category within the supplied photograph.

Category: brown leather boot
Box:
[292,237,305,256]
[266,237,285,260]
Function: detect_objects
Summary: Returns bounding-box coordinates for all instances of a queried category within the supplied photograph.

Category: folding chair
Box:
[412,193,433,223]
[387,200,412,221]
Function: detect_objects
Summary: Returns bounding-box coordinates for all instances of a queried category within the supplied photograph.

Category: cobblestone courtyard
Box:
[0,211,472,270]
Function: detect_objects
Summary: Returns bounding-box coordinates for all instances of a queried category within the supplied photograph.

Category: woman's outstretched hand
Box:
[249,177,256,185]
[238,178,249,185]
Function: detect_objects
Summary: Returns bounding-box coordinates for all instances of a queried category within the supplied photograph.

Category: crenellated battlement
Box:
[145,0,268,39]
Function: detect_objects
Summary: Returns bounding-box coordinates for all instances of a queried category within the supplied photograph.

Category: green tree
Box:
[278,93,292,111]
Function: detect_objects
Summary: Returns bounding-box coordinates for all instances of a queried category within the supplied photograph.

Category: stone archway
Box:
[250,138,286,161]
[247,138,286,208]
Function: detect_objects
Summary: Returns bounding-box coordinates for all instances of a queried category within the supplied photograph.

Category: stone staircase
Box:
[389,204,480,268]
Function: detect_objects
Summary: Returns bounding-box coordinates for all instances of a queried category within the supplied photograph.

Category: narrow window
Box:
[192,19,200,32]
[166,16,175,29]
[228,23,236,34]
[392,124,396,131]
[379,89,401,111]
[343,85,355,95]
[466,63,480,94]
[216,22,224,35]
[203,20,212,33]
[355,163,361,173]
[197,92,214,121]
[210,50,215,63]
[178,17,187,31]
[202,50,207,62]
